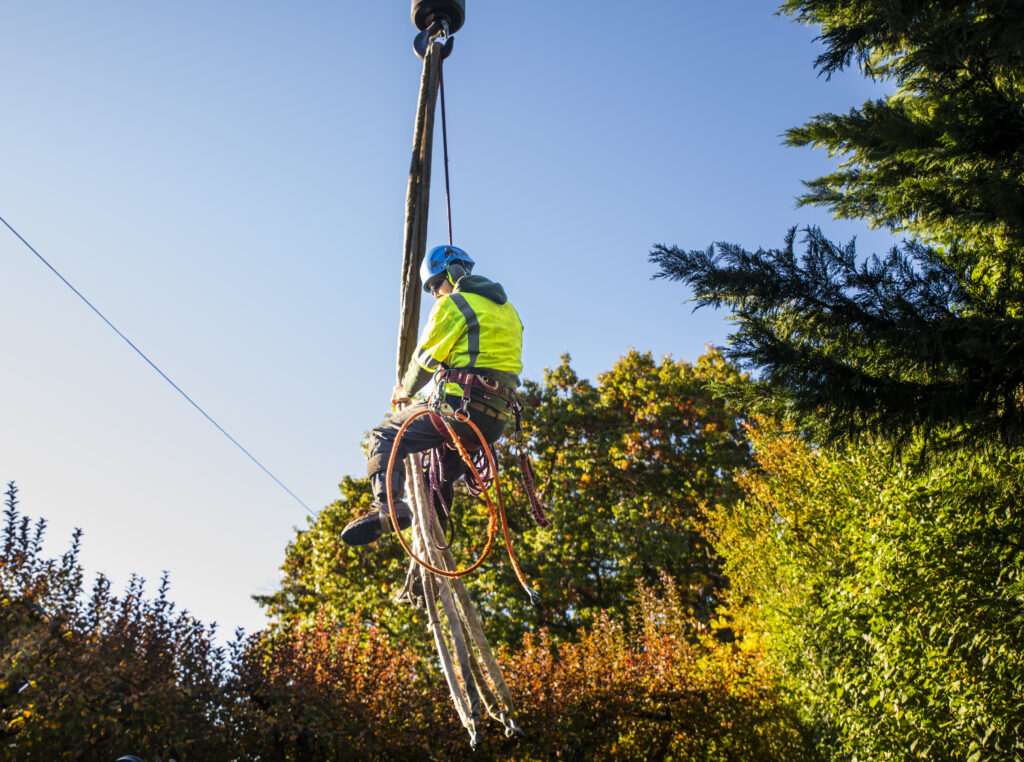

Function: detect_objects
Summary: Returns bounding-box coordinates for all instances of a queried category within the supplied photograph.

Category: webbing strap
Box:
[448,294,480,366]
[443,369,509,399]
[397,42,442,381]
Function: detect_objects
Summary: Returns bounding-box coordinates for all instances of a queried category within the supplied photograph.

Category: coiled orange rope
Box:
[385,408,535,598]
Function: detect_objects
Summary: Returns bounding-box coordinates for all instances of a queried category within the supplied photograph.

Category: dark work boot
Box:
[341,499,412,546]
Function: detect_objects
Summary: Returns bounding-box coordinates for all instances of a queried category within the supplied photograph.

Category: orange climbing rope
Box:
[384,407,536,599]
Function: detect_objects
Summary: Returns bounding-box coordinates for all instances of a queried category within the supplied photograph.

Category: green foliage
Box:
[253,475,429,653]
[478,348,751,644]
[652,8,1024,759]
[262,348,752,648]
[707,426,1024,760]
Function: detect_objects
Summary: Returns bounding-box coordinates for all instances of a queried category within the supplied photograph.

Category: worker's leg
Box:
[365,401,447,503]
[346,399,508,547]
[341,402,447,546]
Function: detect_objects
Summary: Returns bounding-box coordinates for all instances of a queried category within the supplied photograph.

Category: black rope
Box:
[0,214,317,518]
[439,56,453,246]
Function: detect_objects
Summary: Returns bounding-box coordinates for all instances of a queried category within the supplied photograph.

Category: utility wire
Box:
[0,214,317,519]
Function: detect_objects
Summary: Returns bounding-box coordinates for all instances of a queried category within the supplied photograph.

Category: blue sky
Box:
[1,2,895,636]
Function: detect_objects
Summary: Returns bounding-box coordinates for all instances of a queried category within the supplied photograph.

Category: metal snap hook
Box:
[414,19,455,60]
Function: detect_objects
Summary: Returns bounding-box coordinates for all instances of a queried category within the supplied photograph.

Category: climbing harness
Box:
[384,371,544,597]
[429,368,550,528]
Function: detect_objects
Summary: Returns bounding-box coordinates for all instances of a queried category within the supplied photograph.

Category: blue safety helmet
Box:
[420,245,475,293]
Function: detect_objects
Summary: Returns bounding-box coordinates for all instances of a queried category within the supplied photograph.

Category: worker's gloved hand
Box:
[391,384,412,408]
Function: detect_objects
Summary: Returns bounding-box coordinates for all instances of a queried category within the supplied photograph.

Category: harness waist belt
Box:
[441,369,513,401]
[468,400,508,420]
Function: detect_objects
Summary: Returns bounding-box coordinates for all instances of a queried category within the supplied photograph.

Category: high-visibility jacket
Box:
[403,275,522,400]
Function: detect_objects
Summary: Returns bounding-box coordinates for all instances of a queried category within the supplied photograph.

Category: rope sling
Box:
[392,7,529,745]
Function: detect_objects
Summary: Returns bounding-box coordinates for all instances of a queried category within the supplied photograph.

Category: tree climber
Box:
[341,244,523,546]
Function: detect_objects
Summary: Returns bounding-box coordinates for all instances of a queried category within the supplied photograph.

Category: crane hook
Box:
[412,0,463,59]
[414,18,454,60]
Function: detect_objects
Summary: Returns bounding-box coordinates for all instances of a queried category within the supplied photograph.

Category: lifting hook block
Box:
[411,0,465,34]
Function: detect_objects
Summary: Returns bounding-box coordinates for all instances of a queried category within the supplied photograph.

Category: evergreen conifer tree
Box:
[652,0,1024,447]
[783,0,1024,255]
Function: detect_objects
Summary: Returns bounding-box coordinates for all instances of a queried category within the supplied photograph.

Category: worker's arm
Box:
[390,364,432,407]
[400,363,434,398]
[392,298,462,405]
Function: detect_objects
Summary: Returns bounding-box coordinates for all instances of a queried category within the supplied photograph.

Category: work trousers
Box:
[366,397,507,511]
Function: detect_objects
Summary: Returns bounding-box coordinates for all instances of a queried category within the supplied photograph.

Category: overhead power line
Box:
[1,214,317,519]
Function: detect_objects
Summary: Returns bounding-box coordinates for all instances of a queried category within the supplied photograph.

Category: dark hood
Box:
[454,274,508,304]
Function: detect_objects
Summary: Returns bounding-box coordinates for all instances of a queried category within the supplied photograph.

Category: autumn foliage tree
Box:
[221,613,462,760]
[237,575,818,760]
[0,482,229,761]
[501,574,815,761]
[2,478,816,759]
[261,348,752,647]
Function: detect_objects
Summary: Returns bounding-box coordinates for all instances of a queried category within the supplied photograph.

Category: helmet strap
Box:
[447,263,466,284]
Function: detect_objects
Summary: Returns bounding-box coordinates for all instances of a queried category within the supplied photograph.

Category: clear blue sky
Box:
[1,2,894,637]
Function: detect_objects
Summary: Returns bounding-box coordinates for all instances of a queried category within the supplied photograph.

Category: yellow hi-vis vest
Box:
[412,290,523,393]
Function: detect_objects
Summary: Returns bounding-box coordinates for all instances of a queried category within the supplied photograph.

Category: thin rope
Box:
[439,56,453,246]
[0,214,316,518]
